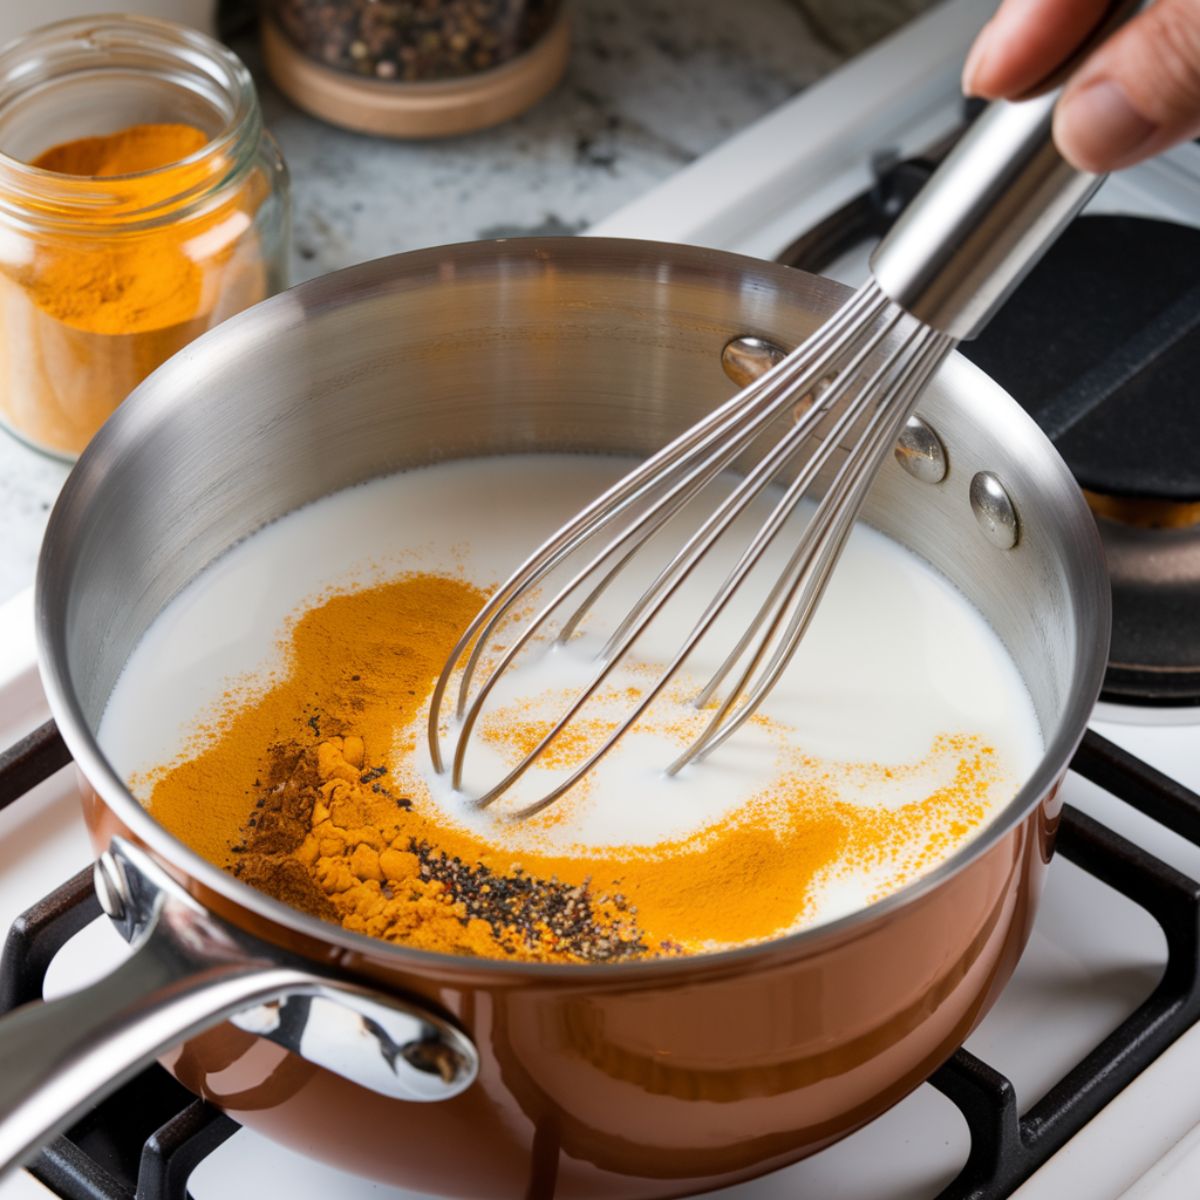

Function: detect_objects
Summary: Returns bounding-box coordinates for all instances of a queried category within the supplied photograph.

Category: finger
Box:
[1054,0,1200,171]
[963,0,1108,98]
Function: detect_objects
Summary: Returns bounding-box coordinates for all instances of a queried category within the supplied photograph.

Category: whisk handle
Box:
[869,0,1144,340]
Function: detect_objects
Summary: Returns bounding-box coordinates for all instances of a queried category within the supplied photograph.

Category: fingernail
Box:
[1056,79,1157,171]
[961,22,991,95]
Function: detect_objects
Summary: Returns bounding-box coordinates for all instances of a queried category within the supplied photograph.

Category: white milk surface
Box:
[99,454,1044,925]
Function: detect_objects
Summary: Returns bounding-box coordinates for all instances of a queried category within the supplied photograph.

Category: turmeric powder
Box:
[0,122,274,457]
[142,572,1009,963]
[32,123,208,177]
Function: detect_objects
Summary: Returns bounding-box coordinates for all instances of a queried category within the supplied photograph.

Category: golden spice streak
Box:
[141,572,1002,963]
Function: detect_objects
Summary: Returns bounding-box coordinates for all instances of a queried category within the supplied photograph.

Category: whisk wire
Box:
[457,286,884,702]
[593,304,902,661]
[449,289,900,800]
[685,319,930,713]
[443,324,877,788]
[429,281,957,817]
[427,282,886,769]
[671,327,954,771]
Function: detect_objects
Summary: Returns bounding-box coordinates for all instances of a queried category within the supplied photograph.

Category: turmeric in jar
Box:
[141,572,1007,964]
[0,122,274,458]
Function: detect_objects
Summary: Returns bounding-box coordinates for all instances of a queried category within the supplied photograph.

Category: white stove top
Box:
[5,1,1200,1195]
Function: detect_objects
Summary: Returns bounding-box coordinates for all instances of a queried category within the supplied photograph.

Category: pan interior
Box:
[36,239,1110,952]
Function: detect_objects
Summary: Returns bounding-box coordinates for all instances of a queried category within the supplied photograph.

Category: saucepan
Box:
[1,238,1108,1197]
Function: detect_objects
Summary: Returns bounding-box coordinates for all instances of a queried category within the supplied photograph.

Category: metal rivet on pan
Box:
[970,471,1020,549]
[721,335,788,389]
[894,415,947,483]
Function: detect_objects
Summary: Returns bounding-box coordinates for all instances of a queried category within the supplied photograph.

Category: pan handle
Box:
[0,837,478,1183]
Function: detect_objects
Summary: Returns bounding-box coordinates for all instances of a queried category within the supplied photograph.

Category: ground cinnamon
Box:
[141,572,1006,963]
[0,122,269,457]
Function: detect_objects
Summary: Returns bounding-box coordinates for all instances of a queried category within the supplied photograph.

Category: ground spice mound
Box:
[143,572,1007,962]
[232,736,651,960]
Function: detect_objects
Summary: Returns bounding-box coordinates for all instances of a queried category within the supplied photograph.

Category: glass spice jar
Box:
[0,16,290,461]
[262,0,568,138]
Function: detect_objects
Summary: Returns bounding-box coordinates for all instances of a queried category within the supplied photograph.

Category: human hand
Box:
[962,0,1200,172]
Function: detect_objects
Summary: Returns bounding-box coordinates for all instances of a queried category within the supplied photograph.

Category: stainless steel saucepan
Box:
[0,238,1108,1197]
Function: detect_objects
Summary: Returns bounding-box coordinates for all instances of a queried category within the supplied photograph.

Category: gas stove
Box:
[4,0,1200,1196]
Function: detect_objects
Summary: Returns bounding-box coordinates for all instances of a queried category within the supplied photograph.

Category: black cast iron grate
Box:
[0,723,238,1200]
[778,134,1200,709]
[3,720,1200,1200]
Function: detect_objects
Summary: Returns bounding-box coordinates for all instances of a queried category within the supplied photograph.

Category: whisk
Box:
[429,6,1136,818]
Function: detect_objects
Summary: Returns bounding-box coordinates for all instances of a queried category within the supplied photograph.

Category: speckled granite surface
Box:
[0,0,927,606]
[270,0,842,283]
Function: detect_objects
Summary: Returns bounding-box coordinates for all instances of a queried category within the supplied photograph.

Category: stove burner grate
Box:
[780,143,1200,707]
[962,215,1200,708]
[3,721,1200,1200]
[930,734,1200,1198]
[0,724,236,1200]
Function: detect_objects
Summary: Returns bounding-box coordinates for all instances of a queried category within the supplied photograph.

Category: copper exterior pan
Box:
[8,240,1108,1197]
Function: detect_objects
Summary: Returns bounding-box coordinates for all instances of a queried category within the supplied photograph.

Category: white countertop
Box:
[0,0,861,606]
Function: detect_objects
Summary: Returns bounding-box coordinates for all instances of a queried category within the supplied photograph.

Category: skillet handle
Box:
[0,837,478,1183]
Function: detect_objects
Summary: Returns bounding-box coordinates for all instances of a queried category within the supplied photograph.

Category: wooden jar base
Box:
[262,12,570,139]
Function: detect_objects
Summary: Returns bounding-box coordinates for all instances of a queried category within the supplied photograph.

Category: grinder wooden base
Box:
[262,12,569,139]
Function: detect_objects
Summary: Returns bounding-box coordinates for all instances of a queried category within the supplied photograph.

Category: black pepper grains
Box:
[412,839,650,961]
[271,0,561,83]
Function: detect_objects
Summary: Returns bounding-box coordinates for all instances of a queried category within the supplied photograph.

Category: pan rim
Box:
[35,236,1112,985]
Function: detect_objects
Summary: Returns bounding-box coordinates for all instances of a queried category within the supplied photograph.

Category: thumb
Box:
[1054,0,1200,172]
